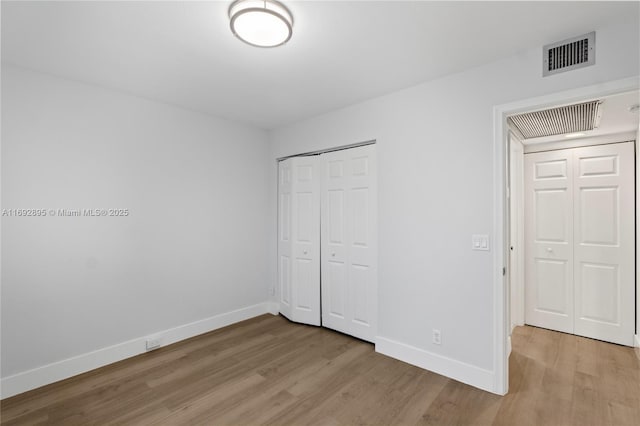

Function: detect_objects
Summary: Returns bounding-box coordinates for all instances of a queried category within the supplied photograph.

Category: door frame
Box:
[492,76,639,395]
[509,134,525,332]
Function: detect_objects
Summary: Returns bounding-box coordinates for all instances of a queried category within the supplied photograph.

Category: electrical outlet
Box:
[146,336,162,351]
[432,329,442,345]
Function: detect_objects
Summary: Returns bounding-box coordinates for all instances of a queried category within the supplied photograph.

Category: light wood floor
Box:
[1,314,639,425]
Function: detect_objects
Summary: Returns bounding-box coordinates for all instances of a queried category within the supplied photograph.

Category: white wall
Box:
[268,18,640,390]
[1,66,270,392]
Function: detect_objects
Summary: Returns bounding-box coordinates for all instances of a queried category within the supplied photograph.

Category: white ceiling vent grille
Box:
[508,100,602,139]
[543,32,595,76]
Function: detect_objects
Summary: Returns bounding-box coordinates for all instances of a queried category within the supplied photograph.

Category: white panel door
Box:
[573,142,634,346]
[277,156,321,326]
[278,159,294,320]
[524,150,574,334]
[524,142,635,346]
[321,145,377,342]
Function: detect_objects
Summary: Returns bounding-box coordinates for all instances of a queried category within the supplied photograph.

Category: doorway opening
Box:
[493,77,640,395]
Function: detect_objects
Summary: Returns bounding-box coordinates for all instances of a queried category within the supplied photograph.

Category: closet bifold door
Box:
[277,156,321,326]
[573,142,635,346]
[320,144,377,343]
[524,141,635,346]
[524,150,575,334]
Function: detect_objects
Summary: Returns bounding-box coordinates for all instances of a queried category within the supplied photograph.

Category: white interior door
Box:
[525,150,574,334]
[524,142,635,346]
[321,144,377,343]
[278,159,294,320]
[277,156,321,326]
[573,142,635,346]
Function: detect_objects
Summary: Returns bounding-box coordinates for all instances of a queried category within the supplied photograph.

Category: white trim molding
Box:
[0,302,273,399]
[634,334,640,348]
[375,337,494,393]
[267,301,280,315]
[492,76,640,397]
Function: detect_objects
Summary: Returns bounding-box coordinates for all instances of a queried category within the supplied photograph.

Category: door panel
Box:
[351,264,370,325]
[351,188,369,246]
[321,144,377,342]
[327,190,344,244]
[578,262,619,324]
[278,160,293,318]
[277,156,321,326]
[296,192,314,242]
[534,159,567,179]
[534,259,569,314]
[534,189,569,242]
[525,150,574,333]
[579,187,618,245]
[280,256,290,305]
[573,142,634,345]
[327,260,346,318]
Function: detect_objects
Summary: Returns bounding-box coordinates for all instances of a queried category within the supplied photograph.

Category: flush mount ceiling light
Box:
[229,0,293,48]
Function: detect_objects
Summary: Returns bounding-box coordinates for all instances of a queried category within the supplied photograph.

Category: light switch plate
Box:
[472,235,490,251]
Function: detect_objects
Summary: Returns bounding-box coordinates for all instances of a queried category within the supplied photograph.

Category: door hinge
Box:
[502,267,506,276]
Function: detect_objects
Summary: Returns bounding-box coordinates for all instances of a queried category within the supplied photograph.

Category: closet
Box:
[277,144,377,342]
[524,141,635,346]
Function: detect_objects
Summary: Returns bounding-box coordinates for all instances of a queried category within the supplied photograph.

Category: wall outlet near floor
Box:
[145,336,162,351]
[432,329,442,345]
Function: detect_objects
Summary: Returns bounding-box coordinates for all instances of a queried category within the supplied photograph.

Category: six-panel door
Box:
[573,142,634,346]
[278,156,321,326]
[278,159,294,321]
[321,145,377,343]
[524,142,635,345]
[524,150,574,334]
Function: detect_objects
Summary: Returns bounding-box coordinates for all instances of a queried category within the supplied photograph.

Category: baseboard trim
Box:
[267,302,280,315]
[0,302,271,399]
[375,336,495,394]
[634,334,640,348]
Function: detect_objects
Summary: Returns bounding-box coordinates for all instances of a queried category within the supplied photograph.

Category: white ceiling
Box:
[2,1,639,129]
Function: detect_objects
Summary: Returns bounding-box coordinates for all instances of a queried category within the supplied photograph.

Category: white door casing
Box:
[509,135,525,330]
[321,144,378,343]
[525,149,575,334]
[524,142,635,346]
[573,142,635,346]
[278,156,321,326]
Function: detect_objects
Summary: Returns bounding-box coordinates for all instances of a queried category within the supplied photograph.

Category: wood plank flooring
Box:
[1,314,639,425]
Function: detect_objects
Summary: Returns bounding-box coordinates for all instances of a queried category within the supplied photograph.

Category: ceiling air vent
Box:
[543,32,595,76]
[508,100,602,139]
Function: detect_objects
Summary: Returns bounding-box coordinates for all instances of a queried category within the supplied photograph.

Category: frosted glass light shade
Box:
[229,0,293,48]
